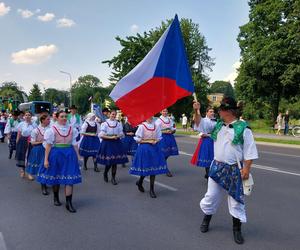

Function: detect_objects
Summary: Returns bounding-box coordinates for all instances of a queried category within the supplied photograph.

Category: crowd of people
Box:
[0,96,258,245]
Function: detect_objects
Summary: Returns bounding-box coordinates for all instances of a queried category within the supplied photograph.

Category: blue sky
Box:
[0,0,249,93]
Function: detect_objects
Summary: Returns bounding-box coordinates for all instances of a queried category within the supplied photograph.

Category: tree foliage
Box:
[209,81,235,98]
[236,0,300,120]
[28,84,43,101]
[44,88,70,107]
[103,17,214,119]
[0,81,27,102]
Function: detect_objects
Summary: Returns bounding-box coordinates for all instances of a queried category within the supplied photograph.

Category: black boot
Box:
[93,159,100,172]
[83,157,88,170]
[103,165,111,182]
[53,186,62,206]
[136,177,145,193]
[149,175,157,198]
[41,184,49,196]
[65,195,76,213]
[232,217,244,244]
[204,168,209,179]
[8,150,13,159]
[200,214,212,233]
[111,165,118,185]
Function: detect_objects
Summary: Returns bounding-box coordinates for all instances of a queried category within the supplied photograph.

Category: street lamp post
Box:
[60,70,73,107]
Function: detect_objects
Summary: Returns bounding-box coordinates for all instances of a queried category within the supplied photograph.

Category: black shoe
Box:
[136,180,145,193]
[232,217,244,244]
[122,163,126,168]
[84,165,88,171]
[41,184,49,196]
[103,173,108,183]
[200,215,212,233]
[65,195,77,213]
[166,172,173,177]
[8,152,12,159]
[149,189,157,198]
[94,166,100,172]
[111,177,118,185]
[54,192,62,206]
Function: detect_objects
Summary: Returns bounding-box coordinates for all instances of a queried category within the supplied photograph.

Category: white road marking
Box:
[259,151,300,158]
[0,233,7,250]
[132,175,178,192]
[179,151,300,177]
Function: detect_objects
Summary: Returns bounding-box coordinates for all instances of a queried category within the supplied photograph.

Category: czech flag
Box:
[110,15,194,126]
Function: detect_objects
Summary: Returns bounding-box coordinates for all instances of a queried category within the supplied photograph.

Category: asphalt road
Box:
[0,136,300,250]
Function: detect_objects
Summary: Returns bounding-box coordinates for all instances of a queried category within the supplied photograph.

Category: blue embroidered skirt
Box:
[97,139,128,165]
[193,137,214,168]
[16,136,31,168]
[37,146,82,185]
[121,135,138,156]
[26,144,45,175]
[209,160,244,204]
[9,131,17,151]
[130,143,168,176]
[79,136,101,157]
[159,133,179,158]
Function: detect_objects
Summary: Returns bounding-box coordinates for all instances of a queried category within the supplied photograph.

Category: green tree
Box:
[236,0,300,120]
[44,88,69,106]
[210,81,235,98]
[28,84,43,101]
[103,17,214,119]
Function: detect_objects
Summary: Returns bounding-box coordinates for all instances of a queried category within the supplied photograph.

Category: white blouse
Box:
[134,122,162,142]
[81,121,101,134]
[4,119,19,134]
[17,121,36,137]
[44,124,78,146]
[194,117,216,135]
[99,119,123,137]
[31,125,49,142]
[155,115,176,131]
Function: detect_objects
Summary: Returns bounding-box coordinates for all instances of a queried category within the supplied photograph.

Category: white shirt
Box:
[31,125,49,143]
[155,115,175,131]
[134,122,162,142]
[4,119,19,134]
[99,119,123,137]
[182,116,188,125]
[197,119,258,165]
[17,121,36,137]
[69,114,82,130]
[44,124,78,146]
[194,117,216,135]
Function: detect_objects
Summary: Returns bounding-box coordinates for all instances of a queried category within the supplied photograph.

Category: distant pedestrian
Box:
[276,112,282,135]
[182,114,188,131]
[283,111,290,135]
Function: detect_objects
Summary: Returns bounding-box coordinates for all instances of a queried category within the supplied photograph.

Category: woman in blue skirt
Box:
[37,110,82,213]
[130,117,167,198]
[121,118,138,164]
[97,110,128,185]
[4,111,20,159]
[191,107,216,179]
[15,111,36,178]
[155,109,179,177]
[26,114,50,195]
[79,113,101,172]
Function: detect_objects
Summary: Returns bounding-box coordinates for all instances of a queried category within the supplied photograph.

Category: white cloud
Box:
[224,61,241,84]
[130,24,139,33]
[35,9,41,13]
[11,44,58,65]
[57,18,75,28]
[37,13,55,22]
[17,9,34,18]
[0,2,10,16]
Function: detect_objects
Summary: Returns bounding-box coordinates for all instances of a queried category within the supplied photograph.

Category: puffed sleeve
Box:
[72,128,79,145]
[99,122,107,137]
[44,128,55,145]
[30,128,38,142]
[4,121,11,134]
[117,122,124,137]
[80,122,88,133]
[155,118,162,128]
[17,122,23,133]
[243,128,258,161]
[134,125,143,142]
[156,126,162,141]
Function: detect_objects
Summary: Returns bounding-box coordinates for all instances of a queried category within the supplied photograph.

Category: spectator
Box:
[276,112,282,135]
[182,114,188,131]
[283,110,290,135]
